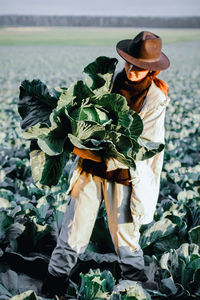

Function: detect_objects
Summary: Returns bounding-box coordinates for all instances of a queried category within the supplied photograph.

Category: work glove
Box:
[73,147,102,162]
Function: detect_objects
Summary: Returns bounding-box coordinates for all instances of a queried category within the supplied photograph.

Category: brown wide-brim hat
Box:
[116,31,170,71]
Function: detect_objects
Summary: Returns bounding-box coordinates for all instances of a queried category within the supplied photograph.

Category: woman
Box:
[42,31,170,297]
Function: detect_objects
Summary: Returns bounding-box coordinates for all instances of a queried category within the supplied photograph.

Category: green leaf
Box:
[78,269,110,299]
[98,270,115,293]
[145,289,167,299]
[25,107,71,156]
[93,93,143,138]
[183,256,200,289]
[71,80,95,106]
[112,280,151,300]
[135,138,165,161]
[5,223,25,241]
[84,56,118,93]
[30,148,69,188]
[104,131,137,166]
[96,107,110,125]
[157,243,200,296]
[160,278,178,295]
[176,243,199,259]
[189,225,200,245]
[139,219,177,250]
[0,270,19,296]
[18,79,59,130]
[70,100,101,124]
[129,111,144,138]
[0,211,14,241]
[0,283,12,298]
[152,234,180,255]
[9,290,38,300]
[86,137,136,169]
[23,123,50,140]
[95,93,130,119]
[68,119,105,141]
[57,80,95,110]
[187,199,200,228]
[36,197,50,221]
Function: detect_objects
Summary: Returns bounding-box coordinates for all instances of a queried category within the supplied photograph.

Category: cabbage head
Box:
[18,56,164,188]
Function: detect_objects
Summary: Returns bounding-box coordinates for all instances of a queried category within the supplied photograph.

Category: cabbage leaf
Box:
[18,56,164,188]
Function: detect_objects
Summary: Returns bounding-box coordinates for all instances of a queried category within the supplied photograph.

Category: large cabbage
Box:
[18,56,164,188]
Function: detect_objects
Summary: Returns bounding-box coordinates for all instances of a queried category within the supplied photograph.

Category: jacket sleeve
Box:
[130,83,170,225]
[139,85,170,143]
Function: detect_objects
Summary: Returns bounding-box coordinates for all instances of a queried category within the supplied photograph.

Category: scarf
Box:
[111,69,169,113]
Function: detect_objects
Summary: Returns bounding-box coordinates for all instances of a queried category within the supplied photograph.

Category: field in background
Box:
[0,32,200,298]
[0,26,200,45]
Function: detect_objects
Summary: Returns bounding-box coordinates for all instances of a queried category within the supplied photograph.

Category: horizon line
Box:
[1,14,200,18]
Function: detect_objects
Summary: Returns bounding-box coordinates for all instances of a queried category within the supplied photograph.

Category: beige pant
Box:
[48,82,170,280]
[48,170,146,280]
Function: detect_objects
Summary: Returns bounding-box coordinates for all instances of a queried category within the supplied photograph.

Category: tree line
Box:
[0,15,200,28]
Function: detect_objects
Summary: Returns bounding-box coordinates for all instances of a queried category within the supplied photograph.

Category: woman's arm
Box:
[130,83,170,225]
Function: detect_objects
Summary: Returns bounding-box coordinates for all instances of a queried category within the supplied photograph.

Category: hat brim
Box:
[116,39,170,71]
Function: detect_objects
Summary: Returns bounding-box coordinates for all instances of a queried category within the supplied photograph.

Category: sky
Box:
[0,0,200,17]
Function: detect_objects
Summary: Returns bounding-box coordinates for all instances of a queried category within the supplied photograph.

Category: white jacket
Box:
[67,81,170,224]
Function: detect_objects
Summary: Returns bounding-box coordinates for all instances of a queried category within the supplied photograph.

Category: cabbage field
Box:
[0,34,200,300]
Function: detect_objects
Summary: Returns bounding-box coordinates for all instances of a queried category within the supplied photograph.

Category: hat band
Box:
[135,56,160,62]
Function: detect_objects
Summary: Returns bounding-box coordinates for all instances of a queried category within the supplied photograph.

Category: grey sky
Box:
[0,0,200,16]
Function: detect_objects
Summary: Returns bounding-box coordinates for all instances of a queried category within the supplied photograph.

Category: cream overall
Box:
[48,82,170,280]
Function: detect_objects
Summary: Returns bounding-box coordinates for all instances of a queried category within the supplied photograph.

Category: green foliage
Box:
[111,280,151,300]
[0,42,200,299]
[189,225,200,245]
[18,79,60,131]
[9,290,59,300]
[29,148,69,188]
[0,269,50,300]
[77,269,115,299]
[139,194,200,258]
[69,269,151,300]
[155,243,200,298]
[83,56,118,92]
[18,56,164,188]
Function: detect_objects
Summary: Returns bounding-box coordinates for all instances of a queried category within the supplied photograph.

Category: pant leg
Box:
[102,180,146,281]
[48,171,103,277]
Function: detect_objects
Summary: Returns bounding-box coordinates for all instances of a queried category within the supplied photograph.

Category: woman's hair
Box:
[150,71,169,96]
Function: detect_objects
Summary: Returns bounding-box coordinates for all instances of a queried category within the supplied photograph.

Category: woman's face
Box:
[124,62,149,82]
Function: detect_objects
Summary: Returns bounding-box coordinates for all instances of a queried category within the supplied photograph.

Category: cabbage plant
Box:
[147,243,200,299]
[18,56,164,188]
